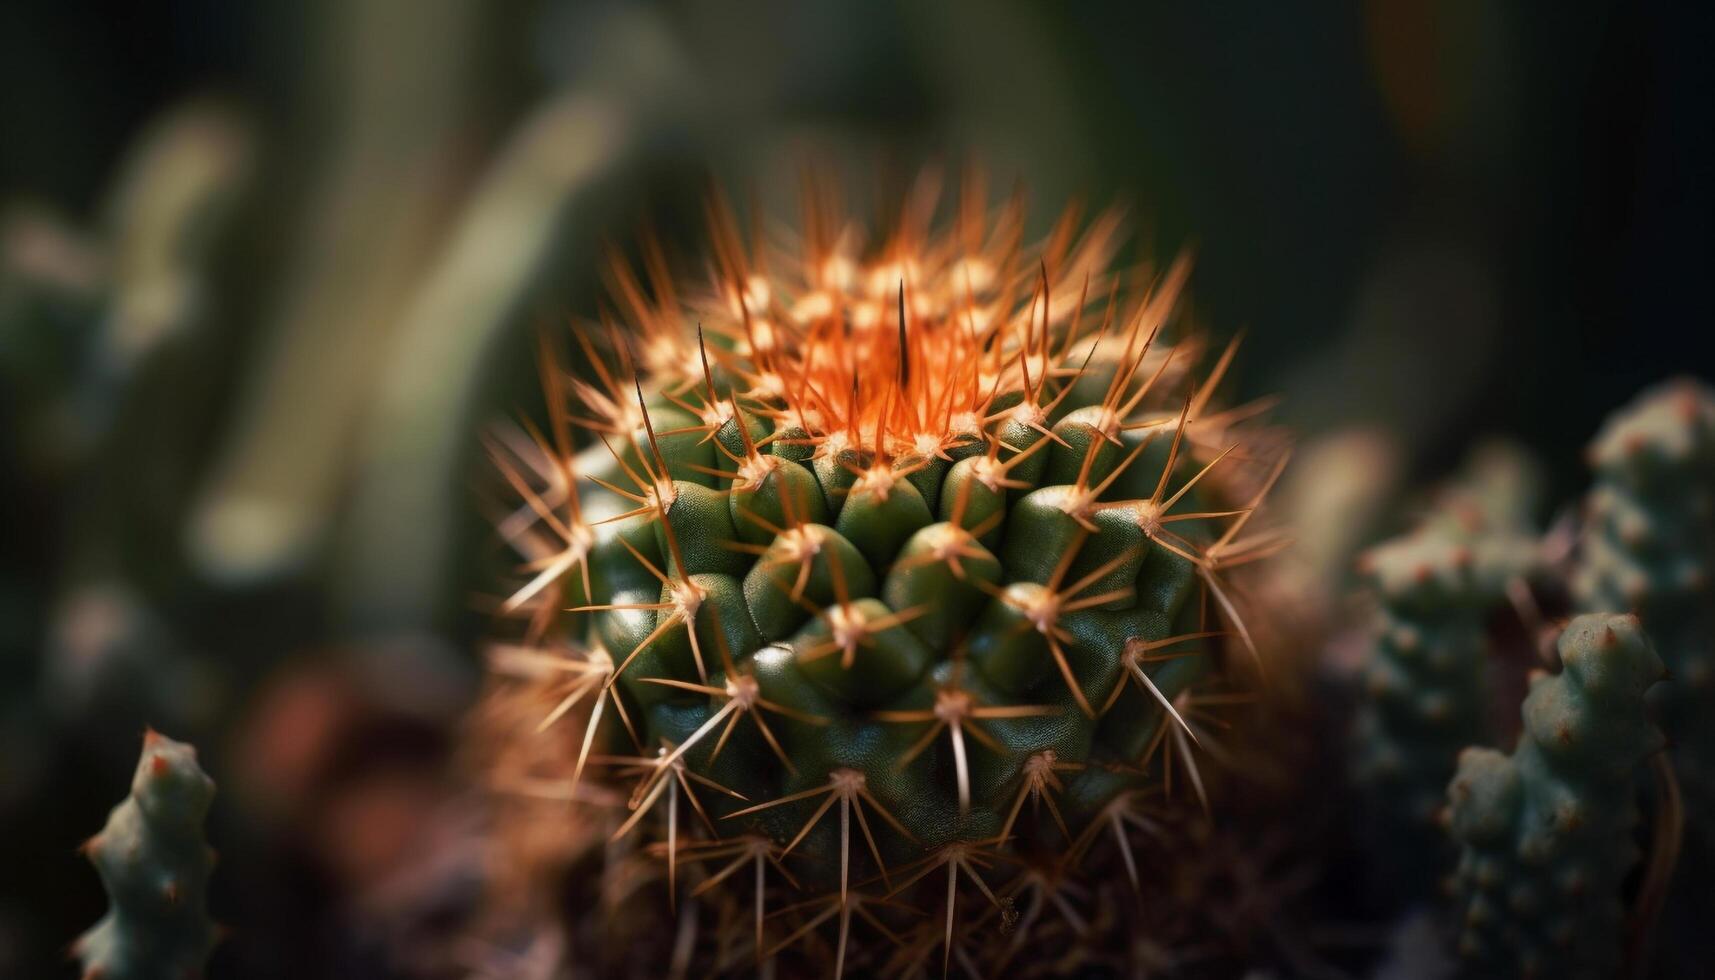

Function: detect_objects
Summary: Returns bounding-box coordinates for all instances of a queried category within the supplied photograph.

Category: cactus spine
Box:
[1445,613,1664,979]
[74,730,219,980]
[481,186,1286,973]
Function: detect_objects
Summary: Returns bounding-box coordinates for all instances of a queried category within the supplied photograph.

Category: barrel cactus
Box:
[480,186,1287,974]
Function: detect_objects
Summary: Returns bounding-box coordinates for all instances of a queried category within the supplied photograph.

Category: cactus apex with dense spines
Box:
[478,181,1287,974]
[74,729,219,980]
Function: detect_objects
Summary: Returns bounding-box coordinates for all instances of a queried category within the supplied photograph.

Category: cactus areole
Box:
[484,183,1287,968]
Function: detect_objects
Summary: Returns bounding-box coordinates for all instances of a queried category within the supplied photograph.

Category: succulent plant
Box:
[1445,613,1664,979]
[1570,378,1715,973]
[1417,440,1546,544]
[1348,445,1544,892]
[480,183,1288,974]
[75,730,219,980]
[1573,379,1715,822]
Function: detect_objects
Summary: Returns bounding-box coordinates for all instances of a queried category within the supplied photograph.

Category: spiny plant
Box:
[1570,378,1714,974]
[1445,613,1664,979]
[1350,532,1538,888]
[74,730,219,980]
[1417,440,1546,545]
[1349,446,1544,892]
[478,177,1289,975]
[1573,379,1715,830]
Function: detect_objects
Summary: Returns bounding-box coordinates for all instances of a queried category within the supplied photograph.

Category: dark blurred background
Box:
[1,1,1710,977]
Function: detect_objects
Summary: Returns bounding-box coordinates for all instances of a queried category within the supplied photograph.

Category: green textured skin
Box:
[566,380,1230,884]
[1571,379,1715,829]
[1349,454,1542,889]
[1445,614,1664,979]
[75,732,218,980]
[1418,440,1545,542]
[1570,379,1715,975]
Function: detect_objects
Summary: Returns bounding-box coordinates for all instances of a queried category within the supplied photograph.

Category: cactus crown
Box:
[484,181,1286,973]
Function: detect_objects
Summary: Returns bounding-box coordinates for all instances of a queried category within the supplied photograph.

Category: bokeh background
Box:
[2,1,1710,976]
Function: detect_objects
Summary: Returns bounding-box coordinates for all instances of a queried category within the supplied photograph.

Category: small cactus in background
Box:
[1445,613,1664,979]
[1573,379,1715,820]
[1418,440,1546,543]
[479,181,1288,973]
[1572,378,1715,973]
[75,730,219,980]
[1350,446,1543,890]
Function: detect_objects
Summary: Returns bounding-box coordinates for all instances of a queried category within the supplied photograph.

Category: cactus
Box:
[1418,440,1546,543]
[1349,446,1543,891]
[1444,613,1664,979]
[1570,378,1715,974]
[1573,379,1715,823]
[480,184,1286,973]
[74,730,219,980]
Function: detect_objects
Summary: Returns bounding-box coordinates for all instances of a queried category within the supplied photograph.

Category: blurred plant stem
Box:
[335,93,646,630]
[186,0,493,584]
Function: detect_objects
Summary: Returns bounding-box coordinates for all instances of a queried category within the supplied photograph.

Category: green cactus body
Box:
[75,730,219,980]
[1573,379,1715,821]
[1350,450,1542,890]
[483,196,1283,971]
[1418,440,1545,543]
[1445,613,1664,979]
[1570,379,1715,975]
